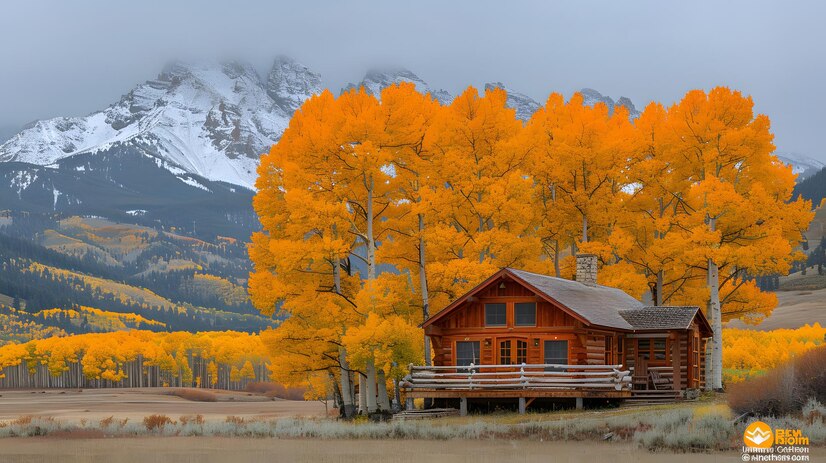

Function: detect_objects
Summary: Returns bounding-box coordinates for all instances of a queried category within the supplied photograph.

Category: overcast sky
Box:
[1,1,824,160]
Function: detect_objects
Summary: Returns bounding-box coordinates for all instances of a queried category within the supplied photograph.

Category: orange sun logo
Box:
[744,421,774,448]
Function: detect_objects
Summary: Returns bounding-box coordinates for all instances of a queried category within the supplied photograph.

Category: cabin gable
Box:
[428,274,581,332]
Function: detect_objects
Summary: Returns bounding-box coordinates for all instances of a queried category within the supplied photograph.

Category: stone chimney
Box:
[575,254,598,285]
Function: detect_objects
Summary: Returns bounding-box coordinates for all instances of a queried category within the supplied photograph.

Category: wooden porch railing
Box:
[401,363,632,391]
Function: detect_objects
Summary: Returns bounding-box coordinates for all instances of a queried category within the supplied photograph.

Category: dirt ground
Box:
[0,437,760,463]
[726,287,826,330]
[0,388,327,422]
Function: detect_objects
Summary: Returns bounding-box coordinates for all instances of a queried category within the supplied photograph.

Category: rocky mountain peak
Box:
[267,56,322,114]
[343,67,453,104]
[579,88,640,119]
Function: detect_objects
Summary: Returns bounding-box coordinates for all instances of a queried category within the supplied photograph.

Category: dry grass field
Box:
[727,287,826,330]
[0,388,327,423]
[0,390,822,461]
[0,437,757,463]
[727,273,826,331]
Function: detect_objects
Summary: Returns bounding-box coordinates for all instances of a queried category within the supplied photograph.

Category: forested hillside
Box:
[793,166,826,207]
[0,212,276,342]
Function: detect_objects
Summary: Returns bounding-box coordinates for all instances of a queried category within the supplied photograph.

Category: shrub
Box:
[167,388,218,402]
[729,345,826,416]
[179,414,205,426]
[143,414,173,431]
[802,398,826,424]
[99,416,115,428]
[12,416,32,426]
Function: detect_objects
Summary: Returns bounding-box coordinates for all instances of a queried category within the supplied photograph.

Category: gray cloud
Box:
[1,0,824,159]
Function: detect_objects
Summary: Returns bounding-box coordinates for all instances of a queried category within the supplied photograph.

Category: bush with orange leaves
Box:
[723,323,826,384]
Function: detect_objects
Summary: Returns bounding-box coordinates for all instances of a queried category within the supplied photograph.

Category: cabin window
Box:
[604,335,613,364]
[544,340,568,371]
[484,303,507,327]
[637,338,668,364]
[692,335,700,387]
[455,341,480,367]
[514,302,536,326]
[653,339,667,360]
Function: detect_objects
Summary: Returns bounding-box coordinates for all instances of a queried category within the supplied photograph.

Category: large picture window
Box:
[514,302,536,326]
[456,341,480,367]
[484,303,507,326]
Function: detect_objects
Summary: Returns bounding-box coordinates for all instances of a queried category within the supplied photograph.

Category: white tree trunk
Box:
[366,177,376,281]
[419,213,431,366]
[331,240,355,418]
[708,257,723,390]
[339,348,356,418]
[376,368,391,411]
[365,358,378,413]
[358,373,367,414]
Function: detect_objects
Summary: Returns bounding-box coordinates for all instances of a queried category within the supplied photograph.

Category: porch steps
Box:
[624,390,682,406]
[392,408,460,420]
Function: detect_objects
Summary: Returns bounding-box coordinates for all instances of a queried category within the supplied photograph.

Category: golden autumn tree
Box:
[250,86,427,416]
[665,87,813,390]
[527,93,634,254]
[370,83,440,367]
[250,89,364,416]
[616,101,698,304]
[422,87,539,309]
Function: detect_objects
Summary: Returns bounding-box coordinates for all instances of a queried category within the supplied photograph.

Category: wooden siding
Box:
[426,273,708,390]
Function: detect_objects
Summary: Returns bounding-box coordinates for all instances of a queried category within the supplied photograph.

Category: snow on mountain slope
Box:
[342,68,453,104]
[775,152,825,181]
[484,82,541,121]
[0,58,321,189]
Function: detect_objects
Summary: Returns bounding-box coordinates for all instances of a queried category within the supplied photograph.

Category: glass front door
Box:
[499,339,528,365]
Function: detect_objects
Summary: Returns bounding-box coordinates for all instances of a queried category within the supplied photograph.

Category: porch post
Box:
[406,397,414,411]
[518,397,526,414]
[672,332,682,392]
[575,397,583,410]
[459,397,468,416]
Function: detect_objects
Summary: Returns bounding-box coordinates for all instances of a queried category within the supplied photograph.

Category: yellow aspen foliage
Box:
[248,83,815,396]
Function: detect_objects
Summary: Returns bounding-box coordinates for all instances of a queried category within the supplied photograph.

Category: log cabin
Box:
[401,254,712,413]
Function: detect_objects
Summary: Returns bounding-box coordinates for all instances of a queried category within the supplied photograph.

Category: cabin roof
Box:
[619,306,711,334]
[505,268,641,330]
[422,268,712,334]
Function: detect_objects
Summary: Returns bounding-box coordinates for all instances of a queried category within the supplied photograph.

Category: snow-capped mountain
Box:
[342,68,453,104]
[775,152,824,181]
[580,88,641,119]
[0,57,321,189]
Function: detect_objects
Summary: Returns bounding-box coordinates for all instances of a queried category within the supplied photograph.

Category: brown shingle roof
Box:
[618,306,701,330]
[507,268,642,330]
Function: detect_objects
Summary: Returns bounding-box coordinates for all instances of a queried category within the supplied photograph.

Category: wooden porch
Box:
[400,363,632,414]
